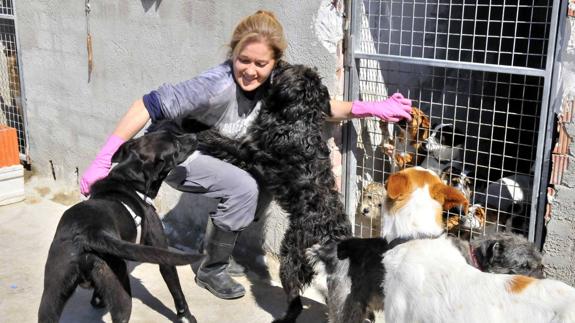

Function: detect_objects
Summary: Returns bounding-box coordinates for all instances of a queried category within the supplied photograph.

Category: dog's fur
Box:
[195,62,352,323]
[356,175,488,239]
[357,176,468,236]
[377,168,575,323]
[307,231,544,323]
[381,107,431,169]
[384,237,575,323]
[38,127,201,323]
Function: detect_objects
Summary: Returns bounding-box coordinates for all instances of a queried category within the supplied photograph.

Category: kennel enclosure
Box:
[0,0,28,163]
[342,0,563,246]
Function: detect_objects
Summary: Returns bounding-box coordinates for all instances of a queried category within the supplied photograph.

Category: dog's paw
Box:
[177,313,197,323]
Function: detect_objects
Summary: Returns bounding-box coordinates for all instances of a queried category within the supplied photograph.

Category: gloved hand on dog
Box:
[351,92,412,122]
[80,134,126,196]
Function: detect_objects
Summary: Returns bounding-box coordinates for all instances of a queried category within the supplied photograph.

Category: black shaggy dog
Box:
[307,231,544,323]
[196,62,352,323]
[38,125,201,323]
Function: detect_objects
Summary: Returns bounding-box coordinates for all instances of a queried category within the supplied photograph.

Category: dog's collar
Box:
[386,232,446,249]
[386,237,412,249]
[135,190,155,207]
[120,202,141,227]
[469,245,482,270]
[120,202,142,244]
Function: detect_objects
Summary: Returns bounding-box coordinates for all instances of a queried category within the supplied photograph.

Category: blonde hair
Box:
[229,10,287,60]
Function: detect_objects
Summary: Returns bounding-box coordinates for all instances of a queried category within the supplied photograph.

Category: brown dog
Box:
[380,107,430,169]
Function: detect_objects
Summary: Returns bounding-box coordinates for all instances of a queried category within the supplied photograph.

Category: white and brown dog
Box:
[382,168,575,323]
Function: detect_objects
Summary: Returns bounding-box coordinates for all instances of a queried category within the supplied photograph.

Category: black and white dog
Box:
[196,62,352,323]
[307,232,544,323]
[38,126,201,323]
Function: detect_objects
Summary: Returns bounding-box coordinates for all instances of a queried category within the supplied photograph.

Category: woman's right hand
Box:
[80,135,126,196]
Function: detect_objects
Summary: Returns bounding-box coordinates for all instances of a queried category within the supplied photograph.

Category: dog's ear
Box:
[491,241,504,259]
[112,140,136,163]
[394,153,414,169]
[431,183,469,212]
[173,133,198,163]
[386,172,412,200]
[141,158,165,195]
[420,113,431,138]
[478,239,502,267]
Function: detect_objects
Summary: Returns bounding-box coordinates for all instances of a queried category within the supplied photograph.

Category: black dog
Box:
[307,232,544,323]
[38,127,201,323]
[196,62,352,323]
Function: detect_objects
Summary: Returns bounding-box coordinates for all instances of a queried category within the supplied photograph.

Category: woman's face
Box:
[233,41,276,92]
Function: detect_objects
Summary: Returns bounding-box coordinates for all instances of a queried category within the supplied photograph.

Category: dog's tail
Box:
[306,242,339,275]
[78,232,203,266]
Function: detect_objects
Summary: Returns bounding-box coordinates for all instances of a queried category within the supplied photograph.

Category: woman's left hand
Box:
[350,93,412,122]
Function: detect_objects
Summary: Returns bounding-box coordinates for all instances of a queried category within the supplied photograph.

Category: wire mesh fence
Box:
[346,0,559,242]
[0,1,27,160]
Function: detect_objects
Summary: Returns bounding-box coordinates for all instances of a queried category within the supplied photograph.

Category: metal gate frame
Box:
[1,0,29,164]
[341,0,565,247]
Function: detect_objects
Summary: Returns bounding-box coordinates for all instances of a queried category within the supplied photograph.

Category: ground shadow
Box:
[140,0,163,12]
[59,262,183,322]
[163,189,328,322]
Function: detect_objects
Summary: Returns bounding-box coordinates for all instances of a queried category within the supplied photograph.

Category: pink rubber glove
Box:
[351,92,413,122]
[80,134,126,196]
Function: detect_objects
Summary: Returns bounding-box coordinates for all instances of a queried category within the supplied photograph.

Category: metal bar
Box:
[531,0,563,246]
[342,0,360,234]
[6,1,29,165]
[353,52,548,77]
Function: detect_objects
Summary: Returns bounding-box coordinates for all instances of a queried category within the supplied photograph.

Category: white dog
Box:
[381,168,575,323]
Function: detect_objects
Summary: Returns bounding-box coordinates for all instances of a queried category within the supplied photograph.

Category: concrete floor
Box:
[0,180,332,323]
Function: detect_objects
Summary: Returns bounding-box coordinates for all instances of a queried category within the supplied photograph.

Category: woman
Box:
[80,10,412,300]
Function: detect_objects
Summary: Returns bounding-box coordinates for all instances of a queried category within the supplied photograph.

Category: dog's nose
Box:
[535,265,546,279]
[362,208,370,215]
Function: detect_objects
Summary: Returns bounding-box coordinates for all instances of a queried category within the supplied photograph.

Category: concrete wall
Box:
[15,1,344,257]
[16,0,340,182]
[542,16,575,285]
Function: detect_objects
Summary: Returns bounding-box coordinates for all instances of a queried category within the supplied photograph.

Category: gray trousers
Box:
[165,151,259,232]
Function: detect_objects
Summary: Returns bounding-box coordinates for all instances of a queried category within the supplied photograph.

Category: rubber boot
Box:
[227,256,247,277]
[195,221,246,299]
